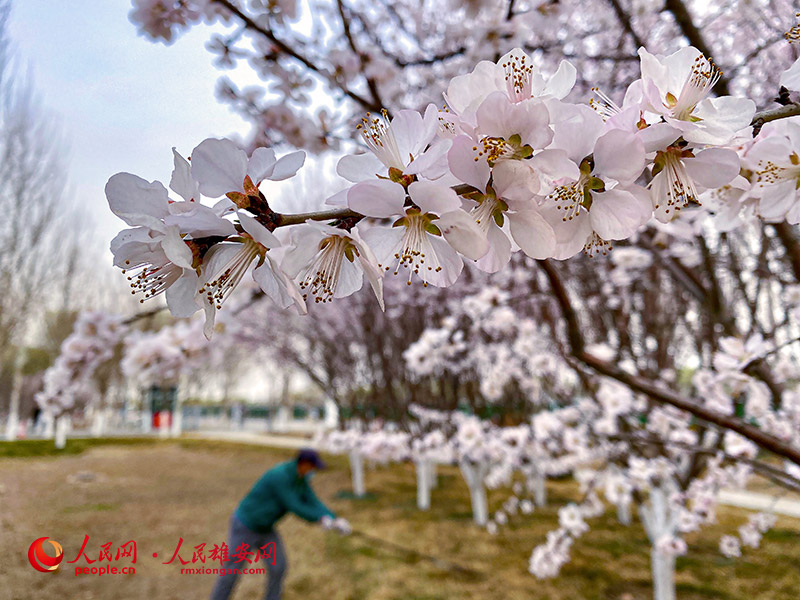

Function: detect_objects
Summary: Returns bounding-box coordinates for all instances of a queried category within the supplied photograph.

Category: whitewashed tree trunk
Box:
[323,397,339,429]
[42,412,55,439]
[349,450,366,497]
[54,415,70,449]
[459,460,489,526]
[90,396,106,438]
[171,376,187,438]
[617,496,632,526]
[4,354,23,440]
[640,481,679,600]
[141,409,152,433]
[275,405,290,433]
[90,410,104,437]
[415,459,432,510]
[650,550,676,600]
[428,462,438,489]
[524,464,547,506]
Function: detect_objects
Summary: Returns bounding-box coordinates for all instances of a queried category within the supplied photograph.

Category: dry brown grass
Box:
[1,439,799,600]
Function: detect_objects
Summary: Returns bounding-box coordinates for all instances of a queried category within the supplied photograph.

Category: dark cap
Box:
[297,448,327,470]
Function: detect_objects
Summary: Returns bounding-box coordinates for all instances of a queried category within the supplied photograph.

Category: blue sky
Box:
[8,0,250,248]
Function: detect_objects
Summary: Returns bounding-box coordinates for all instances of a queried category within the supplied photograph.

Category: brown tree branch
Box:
[537,258,800,468]
[210,0,381,111]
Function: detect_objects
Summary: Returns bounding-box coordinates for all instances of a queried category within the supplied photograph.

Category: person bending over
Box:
[210,448,350,600]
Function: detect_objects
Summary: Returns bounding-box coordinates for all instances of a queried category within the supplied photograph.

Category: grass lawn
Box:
[1,438,799,599]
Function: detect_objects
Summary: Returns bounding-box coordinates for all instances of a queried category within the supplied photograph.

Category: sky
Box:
[8,0,251,251]
[7,1,305,400]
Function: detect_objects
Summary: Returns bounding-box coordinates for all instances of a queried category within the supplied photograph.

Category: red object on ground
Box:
[152,411,172,429]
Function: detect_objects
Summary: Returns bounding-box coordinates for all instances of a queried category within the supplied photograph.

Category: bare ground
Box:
[1,439,799,600]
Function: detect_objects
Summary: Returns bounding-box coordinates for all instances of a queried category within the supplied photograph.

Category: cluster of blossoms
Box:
[130,0,217,43]
[35,312,127,416]
[106,44,800,336]
[399,298,798,591]
[319,422,411,465]
[719,512,778,558]
[120,318,221,386]
[403,285,563,401]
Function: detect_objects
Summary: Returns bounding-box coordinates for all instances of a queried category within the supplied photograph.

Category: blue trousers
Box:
[210,513,287,600]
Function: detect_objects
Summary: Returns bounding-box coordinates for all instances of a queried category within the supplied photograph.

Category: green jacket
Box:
[235,459,336,533]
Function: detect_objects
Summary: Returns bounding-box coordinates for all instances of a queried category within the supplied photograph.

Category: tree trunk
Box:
[54,414,69,449]
[415,459,432,510]
[459,460,489,526]
[640,481,679,600]
[428,462,438,489]
[4,355,23,440]
[349,450,366,497]
[42,412,54,439]
[171,376,186,438]
[651,549,676,600]
[617,497,632,525]
[525,464,547,506]
[323,397,339,429]
[90,395,106,438]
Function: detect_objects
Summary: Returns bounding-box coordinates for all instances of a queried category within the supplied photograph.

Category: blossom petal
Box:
[166,202,237,237]
[409,181,461,215]
[106,172,170,227]
[589,188,650,240]
[268,150,306,181]
[238,212,281,248]
[246,147,277,182]
[508,210,556,259]
[444,60,505,118]
[253,255,307,313]
[347,180,406,218]
[424,235,464,286]
[325,188,349,207]
[190,138,248,197]
[337,152,385,182]
[361,225,404,267]
[758,180,797,222]
[334,256,364,299]
[390,109,430,161]
[448,134,490,191]
[492,160,540,203]
[165,271,201,318]
[780,56,800,92]
[161,226,194,269]
[685,97,756,145]
[437,209,489,260]
[540,205,592,259]
[281,226,326,278]
[544,60,577,99]
[637,122,681,153]
[684,148,740,189]
[594,129,645,184]
[475,223,512,273]
[352,227,384,310]
[170,148,199,202]
[406,138,451,180]
[547,101,603,162]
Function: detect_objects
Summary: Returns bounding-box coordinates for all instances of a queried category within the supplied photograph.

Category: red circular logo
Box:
[28,537,63,572]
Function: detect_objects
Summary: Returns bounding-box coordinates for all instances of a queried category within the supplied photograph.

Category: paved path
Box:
[184,430,313,449]
[717,489,800,518]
